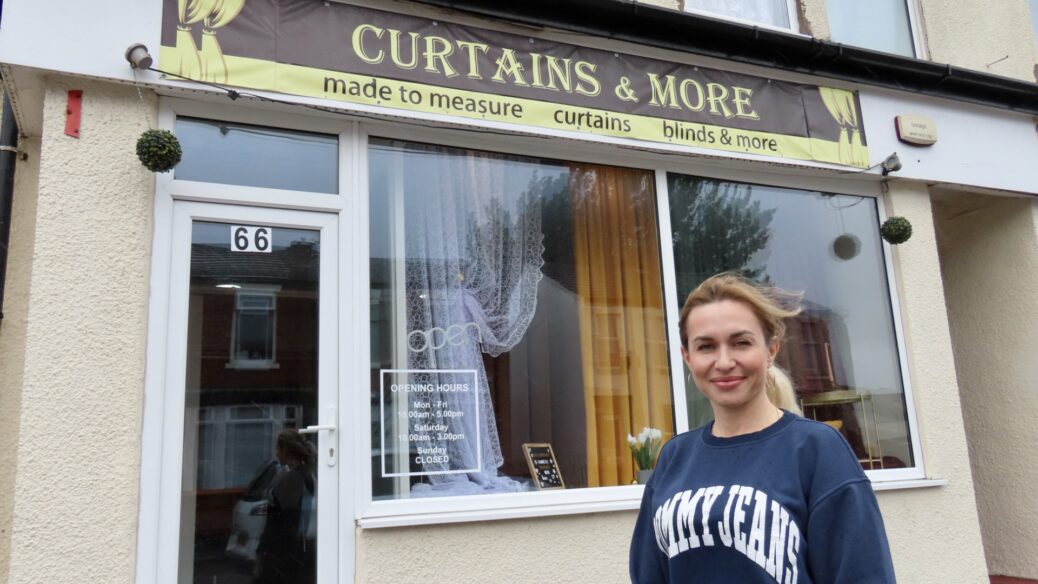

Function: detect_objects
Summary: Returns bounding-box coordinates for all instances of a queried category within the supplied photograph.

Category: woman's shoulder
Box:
[785,415,870,487]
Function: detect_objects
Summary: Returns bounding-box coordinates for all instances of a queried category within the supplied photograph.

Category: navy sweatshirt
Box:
[630,411,896,583]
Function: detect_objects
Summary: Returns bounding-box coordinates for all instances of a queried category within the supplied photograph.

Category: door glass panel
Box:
[179,221,320,583]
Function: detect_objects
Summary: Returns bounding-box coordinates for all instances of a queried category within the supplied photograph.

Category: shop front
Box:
[3,0,1037,583]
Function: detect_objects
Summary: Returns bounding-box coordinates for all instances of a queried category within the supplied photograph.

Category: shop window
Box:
[825,0,915,56]
[175,117,339,193]
[229,290,278,369]
[667,174,914,470]
[683,0,796,29]
[369,139,674,499]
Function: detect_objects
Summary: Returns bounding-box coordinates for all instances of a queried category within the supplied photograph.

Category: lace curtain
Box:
[684,0,791,27]
[402,145,545,496]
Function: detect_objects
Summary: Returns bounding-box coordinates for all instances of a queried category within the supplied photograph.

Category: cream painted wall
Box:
[355,181,990,584]
[917,0,1038,81]
[2,77,154,584]
[0,92,43,584]
[933,191,1038,580]
[875,182,988,584]
[797,0,831,39]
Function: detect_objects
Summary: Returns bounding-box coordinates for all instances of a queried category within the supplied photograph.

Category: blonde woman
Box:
[630,274,895,583]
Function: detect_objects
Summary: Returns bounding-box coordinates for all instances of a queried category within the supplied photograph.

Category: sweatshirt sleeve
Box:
[806,479,897,583]
[630,482,669,584]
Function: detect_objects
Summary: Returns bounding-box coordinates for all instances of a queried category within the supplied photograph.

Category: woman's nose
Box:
[715,347,735,369]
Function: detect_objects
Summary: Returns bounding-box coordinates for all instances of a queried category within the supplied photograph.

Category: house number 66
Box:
[230,225,272,253]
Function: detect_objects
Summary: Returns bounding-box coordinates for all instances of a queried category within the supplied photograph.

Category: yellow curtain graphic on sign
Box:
[819,88,867,167]
[173,0,205,78]
[174,0,246,83]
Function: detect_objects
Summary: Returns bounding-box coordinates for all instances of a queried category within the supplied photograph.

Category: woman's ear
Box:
[768,338,781,363]
[680,344,691,368]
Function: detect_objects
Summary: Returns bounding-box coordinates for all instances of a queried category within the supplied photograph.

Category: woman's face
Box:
[681,299,779,413]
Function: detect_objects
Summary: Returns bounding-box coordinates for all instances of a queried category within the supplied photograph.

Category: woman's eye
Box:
[696,344,714,351]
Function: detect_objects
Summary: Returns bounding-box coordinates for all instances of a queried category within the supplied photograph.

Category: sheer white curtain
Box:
[685,0,791,28]
[403,146,545,496]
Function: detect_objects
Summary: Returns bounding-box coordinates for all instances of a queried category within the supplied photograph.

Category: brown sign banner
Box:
[160,0,868,167]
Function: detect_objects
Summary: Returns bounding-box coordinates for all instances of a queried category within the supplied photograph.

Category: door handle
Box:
[300,405,337,467]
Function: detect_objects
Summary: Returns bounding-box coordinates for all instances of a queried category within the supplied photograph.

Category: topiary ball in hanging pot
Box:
[880,216,913,244]
[136,129,182,173]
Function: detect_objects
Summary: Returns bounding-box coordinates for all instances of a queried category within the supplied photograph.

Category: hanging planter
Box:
[880,216,913,244]
[136,129,182,172]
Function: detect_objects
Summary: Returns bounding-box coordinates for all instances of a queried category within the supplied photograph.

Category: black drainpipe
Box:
[0,90,19,323]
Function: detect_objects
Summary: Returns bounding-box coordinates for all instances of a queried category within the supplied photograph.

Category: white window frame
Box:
[682,0,802,35]
[135,98,355,584]
[352,119,930,528]
[227,285,282,369]
[138,95,933,543]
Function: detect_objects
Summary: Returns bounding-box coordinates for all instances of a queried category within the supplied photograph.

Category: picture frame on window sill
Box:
[523,443,565,490]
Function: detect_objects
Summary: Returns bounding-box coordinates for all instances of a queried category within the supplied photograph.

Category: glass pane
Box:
[667,174,913,470]
[685,0,790,28]
[1032,0,1038,47]
[179,221,320,583]
[369,138,673,500]
[826,0,915,56]
[175,117,339,193]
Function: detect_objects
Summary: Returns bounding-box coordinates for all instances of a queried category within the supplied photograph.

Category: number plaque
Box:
[230,225,272,253]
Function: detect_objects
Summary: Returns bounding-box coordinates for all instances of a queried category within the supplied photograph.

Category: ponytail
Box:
[766,366,801,416]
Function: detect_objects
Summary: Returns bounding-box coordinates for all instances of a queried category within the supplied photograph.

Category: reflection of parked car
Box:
[225,460,280,562]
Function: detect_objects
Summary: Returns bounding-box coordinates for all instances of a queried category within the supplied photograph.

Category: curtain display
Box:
[402,145,545,496]
[570,165,674,487]
[370,140,675,497]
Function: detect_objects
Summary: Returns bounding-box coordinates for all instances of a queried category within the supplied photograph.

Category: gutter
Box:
[0,90,18,322]
[410,0,1038,115]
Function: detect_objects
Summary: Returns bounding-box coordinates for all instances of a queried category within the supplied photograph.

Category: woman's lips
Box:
[711,376,745,390]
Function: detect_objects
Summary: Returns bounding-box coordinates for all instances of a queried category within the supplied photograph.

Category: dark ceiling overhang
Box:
[409,0,1038,116]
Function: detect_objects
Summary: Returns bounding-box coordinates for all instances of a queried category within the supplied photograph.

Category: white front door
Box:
[154,201,341,584]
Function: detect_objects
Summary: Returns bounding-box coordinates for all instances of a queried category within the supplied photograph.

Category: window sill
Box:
[871,477,948,492]
[355,477,949,529]
[358,485,644,529]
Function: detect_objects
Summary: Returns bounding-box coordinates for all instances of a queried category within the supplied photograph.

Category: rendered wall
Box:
[354,181,990,584]
[1,76,154,584]
[917,0,1038,80]
[0,90,43,584]
[933,191,1038,580]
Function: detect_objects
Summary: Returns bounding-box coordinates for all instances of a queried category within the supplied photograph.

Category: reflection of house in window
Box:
[196,404,303,489]
[228,286,281,369]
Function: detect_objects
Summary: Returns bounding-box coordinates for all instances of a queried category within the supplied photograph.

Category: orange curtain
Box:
[571,164,674,487]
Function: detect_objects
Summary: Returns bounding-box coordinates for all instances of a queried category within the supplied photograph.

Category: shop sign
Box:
[160,0,869,167]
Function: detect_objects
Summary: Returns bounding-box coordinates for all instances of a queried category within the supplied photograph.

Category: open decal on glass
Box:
[379,369,481,478]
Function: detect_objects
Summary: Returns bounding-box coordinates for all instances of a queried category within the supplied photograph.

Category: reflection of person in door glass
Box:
[254,429,315,584]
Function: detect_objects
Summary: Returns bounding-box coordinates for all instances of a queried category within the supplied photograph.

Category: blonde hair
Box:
[680,273,803,415]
